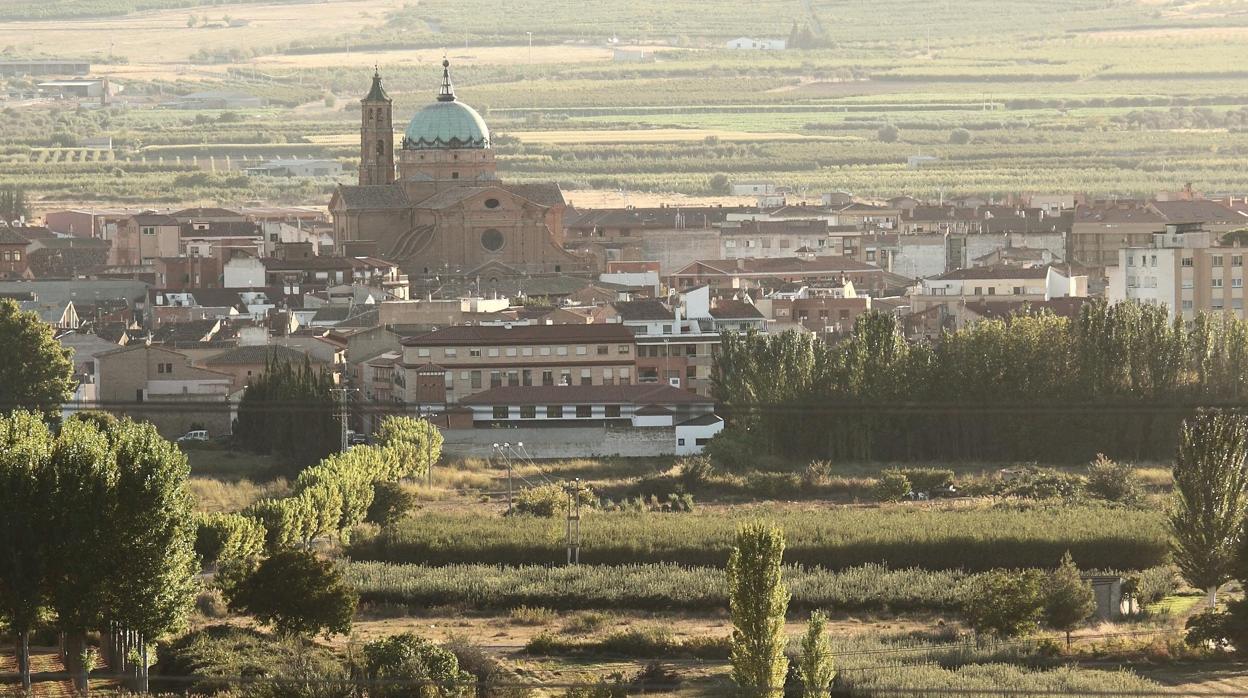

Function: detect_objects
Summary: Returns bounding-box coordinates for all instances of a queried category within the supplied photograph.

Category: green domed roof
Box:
[402,60,490,150]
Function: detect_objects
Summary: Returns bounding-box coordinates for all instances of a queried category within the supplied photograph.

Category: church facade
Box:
[329,62,593,281]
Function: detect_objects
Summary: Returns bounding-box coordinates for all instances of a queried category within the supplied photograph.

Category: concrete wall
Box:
[441,425,686,458]
[640,229,719,276]
[893,235,947,279]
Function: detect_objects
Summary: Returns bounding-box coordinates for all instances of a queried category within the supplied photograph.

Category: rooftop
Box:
[403,323,635,347]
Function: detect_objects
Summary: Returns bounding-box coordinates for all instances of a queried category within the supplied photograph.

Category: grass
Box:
[184,447,280,480]
[349,503,1170,571]
[189,477,289,514]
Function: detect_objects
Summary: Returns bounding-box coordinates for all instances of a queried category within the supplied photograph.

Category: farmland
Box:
[3,0,1248,209]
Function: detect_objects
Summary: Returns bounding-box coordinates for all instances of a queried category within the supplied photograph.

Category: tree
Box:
[234,355,339,472]
[363,633,474,698]
[797,611,835,697]
[708,173,731,195]
[0,299,75,418]
[877,123,899,143]
[1169,411,1248,604]
[949,127,973,144]
[377,415,444,480]
[964,570,1047,638]
[1045,552,1095,649]
[224,548,357,637]
[186,14,197,27]
[727,522,789,698]
[367,481,418,527]
[0,411,54,691]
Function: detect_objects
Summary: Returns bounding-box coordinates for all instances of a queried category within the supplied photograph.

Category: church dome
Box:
[402,60,490,150]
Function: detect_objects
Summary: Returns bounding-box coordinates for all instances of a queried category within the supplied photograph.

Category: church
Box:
[328,61,594,283]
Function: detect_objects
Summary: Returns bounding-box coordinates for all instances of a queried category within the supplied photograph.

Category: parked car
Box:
[176,430,209,443]
[348,431,370,446]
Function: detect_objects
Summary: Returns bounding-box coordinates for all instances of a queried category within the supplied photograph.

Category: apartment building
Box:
[1109,223,1248,321]
[400,323,637,407]
[911,265,1087,321]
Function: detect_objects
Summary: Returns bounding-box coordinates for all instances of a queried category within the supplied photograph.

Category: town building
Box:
[400,323,637,407]
[442,384,723,457]
[669,254,888,294]
[94,343,233,437]
[1108,223,1248,321]
[329,64,593,280]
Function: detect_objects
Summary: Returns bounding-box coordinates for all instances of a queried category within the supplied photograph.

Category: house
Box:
[445,383,723,457]
[731,182,777,196]
[94,344,233,437]
[18,299,79,329]
[400,323,638,407]
[719,219,830,260]
[755,282,871,337]
[1071,199,1246,270]
[37,78,114,100]
[113,213,180,266]
[199,343,330,392]
[0,228,31,279]
[178,220,265,260]
[725,37,787,50]
[911,265,1087,329]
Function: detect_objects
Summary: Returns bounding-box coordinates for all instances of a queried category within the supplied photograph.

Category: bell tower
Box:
[359,68,395,186]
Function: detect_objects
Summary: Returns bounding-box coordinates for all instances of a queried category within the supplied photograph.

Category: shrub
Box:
[508,605,557,626]
[878,123,900,142]
[874,471,912,502]
[443,635,530,698]
[1126,565,1179,607]
[367,481,417,527]
[899,468,955,495]
[950,127,973,144]
[997,468,1085,500]
[510,483,594,517]
[745,471,803,500]
[363,633,474,698]
[675,455,714,489]
[702,428,757,472]
[1085,454,1142,505]
[1184,602,1248,654]
[152,625,348,695]
[964,569,1047,638]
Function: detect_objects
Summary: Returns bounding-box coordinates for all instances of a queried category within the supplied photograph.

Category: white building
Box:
[1108,223,1248,321]
[725,37,787,50]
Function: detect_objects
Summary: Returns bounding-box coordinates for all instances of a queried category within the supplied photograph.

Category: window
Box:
[1235,299,1245,310]
[1235,256,1243,267]
[866,250,876,262]
[484,198,500,209]
[603,368,614,385]
[417,348,431,358]
[678,438,686,446]
[547,405,563,418]
[618,345,630,355]
[1182,257,1193,267]
[520,405,536,419]
[575,346,587,356]
[492,406,509,419]
[470,348,482,357]
[605,405,621,418]
[522,347,533,357]
[597,345,608,355]
[507,371,520,387]
[141,226,155,236]
[695,437,711,446]
[539,347,552,356]
[580,369,592,386]
[505,347,517,357]
[557,346,568,356]
[1012,286,1023,295]
[560,370,572,385]
[1182,279,1194,289]
[1213,255,1225,266]
[490,371,502,388]
[542,370,554,386]
[1234,278,1244,289]
[575,405,592,418]
[619,368,630,381]
[522,369,532,386]
[1150,255,1157,267]
[1213,278,1224,288]
[1182,300,1194,310]
[987,288,996,296]
[686,365,697,379]
[488,348,500,358]
[444,348,457,358]
[973,287,983,295]
[470,371,482,389]
[1127,255,1135,267]
[1213,299,1225,309]
[480,228,504,251]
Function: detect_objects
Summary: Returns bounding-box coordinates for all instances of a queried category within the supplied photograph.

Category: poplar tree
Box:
[1170,411,1248,605]
[0,411,54,691]
[727,522,790,698]
[798,611,836,697]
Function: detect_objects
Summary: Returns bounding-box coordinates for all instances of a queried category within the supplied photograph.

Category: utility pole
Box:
[330,387,357,452]
[565,477,582,565]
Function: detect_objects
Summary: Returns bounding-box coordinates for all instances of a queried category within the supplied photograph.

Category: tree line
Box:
[712,300,1248,463]
[0,411,198,693]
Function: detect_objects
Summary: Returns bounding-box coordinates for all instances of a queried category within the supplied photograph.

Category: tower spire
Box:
[437,57,456,102]
[364,66,389,102]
